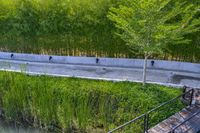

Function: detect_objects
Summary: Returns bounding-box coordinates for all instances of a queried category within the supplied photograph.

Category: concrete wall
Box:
[0,52,200,73]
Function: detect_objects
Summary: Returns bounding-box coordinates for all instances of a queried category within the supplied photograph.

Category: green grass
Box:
[0,71,184,132]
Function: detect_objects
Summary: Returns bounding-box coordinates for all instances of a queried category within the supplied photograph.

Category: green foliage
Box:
[0,71,184,132]
[108,0,200,57]
[0,0,126,57]
[0,0,199,62]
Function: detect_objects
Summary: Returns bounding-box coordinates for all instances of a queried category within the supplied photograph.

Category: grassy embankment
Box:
[0,71,184,132]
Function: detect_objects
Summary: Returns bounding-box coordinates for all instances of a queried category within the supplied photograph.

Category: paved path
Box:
[0,59,200,88]
[149,89,200,133]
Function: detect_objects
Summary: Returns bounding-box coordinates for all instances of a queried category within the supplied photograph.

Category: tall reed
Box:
[0,71,184,132]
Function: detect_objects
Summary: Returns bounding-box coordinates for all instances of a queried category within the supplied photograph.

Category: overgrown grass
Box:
[0,71,184,132]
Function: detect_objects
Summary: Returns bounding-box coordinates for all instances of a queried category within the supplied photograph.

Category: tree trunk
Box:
[142,56,148,86]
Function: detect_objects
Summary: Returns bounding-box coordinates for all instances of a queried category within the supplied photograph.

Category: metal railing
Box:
[170,109,200,133]
[108,114,146,133]
[108,89,194,133]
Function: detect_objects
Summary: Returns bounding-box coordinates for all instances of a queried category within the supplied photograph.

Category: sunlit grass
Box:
[0,71,184,132]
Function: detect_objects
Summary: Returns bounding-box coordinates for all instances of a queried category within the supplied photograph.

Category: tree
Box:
[108,0,200,85]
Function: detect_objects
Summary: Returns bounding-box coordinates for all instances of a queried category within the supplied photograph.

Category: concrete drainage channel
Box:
[0,52,200,88]
[0,52,200,87]
[1,52,200,73]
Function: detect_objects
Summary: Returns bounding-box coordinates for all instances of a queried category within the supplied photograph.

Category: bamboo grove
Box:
[0,0,200,62]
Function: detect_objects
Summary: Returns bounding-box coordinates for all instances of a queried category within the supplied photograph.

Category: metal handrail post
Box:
[144,113,149,133]
[143,114,147,133]
[190,89,194,106]
[143,114,146,133]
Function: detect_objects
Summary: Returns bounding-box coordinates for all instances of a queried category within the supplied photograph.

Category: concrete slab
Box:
[0,52,200,88]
